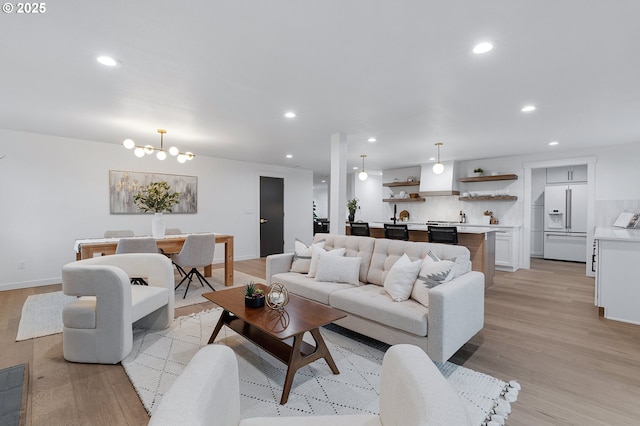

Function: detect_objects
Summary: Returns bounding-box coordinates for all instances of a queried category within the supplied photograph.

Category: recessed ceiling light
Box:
[96,56,121,67]
[472,42,494,54]
[321,180,326,183]
[549,141,559,146]
[353,166,359,170]
[367,137,377,143]
[285,154,293,158]
[521,105,536,113]
[428,157,436,161]
[284,112,296,118]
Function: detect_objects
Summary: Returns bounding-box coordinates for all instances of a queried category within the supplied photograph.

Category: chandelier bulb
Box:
[169,146,179,156]
[156,150,167,160]
[177,154,187,163]
[134,147,145,158]
[123,139,135,149]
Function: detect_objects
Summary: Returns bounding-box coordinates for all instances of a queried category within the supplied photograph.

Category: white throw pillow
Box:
[308,245,346,278]
[315,254,361,285]
[290,239,325,273]
[411,258,456,307]
[383,254,422,302]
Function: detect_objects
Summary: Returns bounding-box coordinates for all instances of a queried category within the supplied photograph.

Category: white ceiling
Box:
[2,1,640,183]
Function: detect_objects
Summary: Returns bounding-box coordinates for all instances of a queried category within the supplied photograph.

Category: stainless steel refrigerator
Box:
[543,184,587,262]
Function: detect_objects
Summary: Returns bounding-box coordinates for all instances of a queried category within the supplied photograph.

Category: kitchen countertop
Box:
[366,222,497,233]
[359,221,520,229]
[594,227,640,242]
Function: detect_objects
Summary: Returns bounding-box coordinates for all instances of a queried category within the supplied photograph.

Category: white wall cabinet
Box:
[546,165,588,184]
[495,227,520,271]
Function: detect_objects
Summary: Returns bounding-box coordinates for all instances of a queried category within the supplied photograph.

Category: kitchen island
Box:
[346,222,496,287]
[594,227,640,325]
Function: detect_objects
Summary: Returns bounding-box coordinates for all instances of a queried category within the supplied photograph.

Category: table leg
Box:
[309,328,340,374]
[208,310,231,344]
[281,334,304,405]
[224,237,234,287]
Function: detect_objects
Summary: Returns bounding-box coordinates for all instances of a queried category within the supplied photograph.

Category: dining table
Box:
[73,233,234,286]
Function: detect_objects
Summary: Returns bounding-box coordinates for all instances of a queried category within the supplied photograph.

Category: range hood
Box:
[419,161,460,196]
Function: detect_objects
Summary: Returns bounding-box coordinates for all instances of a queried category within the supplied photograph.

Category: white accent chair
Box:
[61,253,174,364]
[148,344,472,426]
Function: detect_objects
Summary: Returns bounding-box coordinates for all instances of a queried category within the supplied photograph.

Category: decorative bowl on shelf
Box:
[409,193,419,198]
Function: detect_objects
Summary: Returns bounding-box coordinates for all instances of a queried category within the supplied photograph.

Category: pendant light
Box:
[123,129,195,163]
[358,154,368,181]
[432,143,445,175]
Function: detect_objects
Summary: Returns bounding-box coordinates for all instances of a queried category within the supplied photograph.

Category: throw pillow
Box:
[411,259,456,307]
[308,245,346,278]
[383,253,422,302]
[290,239,325,273]
[315,254,361,285]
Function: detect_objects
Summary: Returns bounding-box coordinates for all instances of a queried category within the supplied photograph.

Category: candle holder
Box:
[266,283,289,310]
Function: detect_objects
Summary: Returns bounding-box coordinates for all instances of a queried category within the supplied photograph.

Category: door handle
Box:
[260,218,268,224]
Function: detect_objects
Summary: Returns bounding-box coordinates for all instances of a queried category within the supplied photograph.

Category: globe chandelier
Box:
[122,129,195,163]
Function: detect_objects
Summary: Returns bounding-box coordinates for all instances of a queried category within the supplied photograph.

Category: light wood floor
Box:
[2,259,640,425]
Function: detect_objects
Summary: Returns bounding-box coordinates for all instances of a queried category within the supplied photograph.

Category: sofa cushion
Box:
[272,272,356,305]
[131,286,169,323]
[290,239,325,273]
[313,234,376,283]
[367,239,472,286]
[315,254,361,286]
[411,258,456,308]
[329,285,429,336]
[63,297,97,329]
[308,246,346,278]
[383,254,421,301]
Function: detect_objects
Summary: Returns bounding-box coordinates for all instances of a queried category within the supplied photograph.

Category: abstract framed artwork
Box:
[109,170,197,214]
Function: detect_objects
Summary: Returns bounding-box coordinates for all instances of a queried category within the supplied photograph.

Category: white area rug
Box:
[15,269,260,341]
[123,309,520,425]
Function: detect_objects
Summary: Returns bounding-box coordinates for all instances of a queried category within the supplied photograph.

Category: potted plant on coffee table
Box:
[245,282,265,308]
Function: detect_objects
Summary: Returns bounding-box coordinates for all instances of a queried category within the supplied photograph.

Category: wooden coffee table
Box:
[203,284,346,404]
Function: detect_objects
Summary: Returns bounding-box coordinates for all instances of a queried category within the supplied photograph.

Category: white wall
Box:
[0,129,312,290]
[351,172,384,223]
[313,184,329,218]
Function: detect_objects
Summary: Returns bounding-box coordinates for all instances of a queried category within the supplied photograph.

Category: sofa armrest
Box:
[265,253,294,285]
[426,271,485,362]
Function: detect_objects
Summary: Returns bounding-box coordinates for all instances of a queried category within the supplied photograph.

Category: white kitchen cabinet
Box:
[595,228,640,325]
[546,165,588,184]
[495,227,520,271]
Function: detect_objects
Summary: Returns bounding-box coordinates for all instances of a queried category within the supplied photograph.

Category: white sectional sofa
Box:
[266,234,485,362]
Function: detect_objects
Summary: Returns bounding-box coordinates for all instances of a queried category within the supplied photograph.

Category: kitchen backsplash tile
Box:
[383,195,523,225]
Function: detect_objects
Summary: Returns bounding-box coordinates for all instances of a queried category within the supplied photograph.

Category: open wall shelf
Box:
[382,181,420,187]
[383,198,425,202]
[458,174,518,183]
[458,195,518,201]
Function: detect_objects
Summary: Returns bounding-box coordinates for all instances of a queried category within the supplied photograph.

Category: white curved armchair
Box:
[149,344,471,426]
[61,253,174,364]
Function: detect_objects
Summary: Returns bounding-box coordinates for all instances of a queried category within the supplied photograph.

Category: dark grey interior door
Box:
[260,176,284,257]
